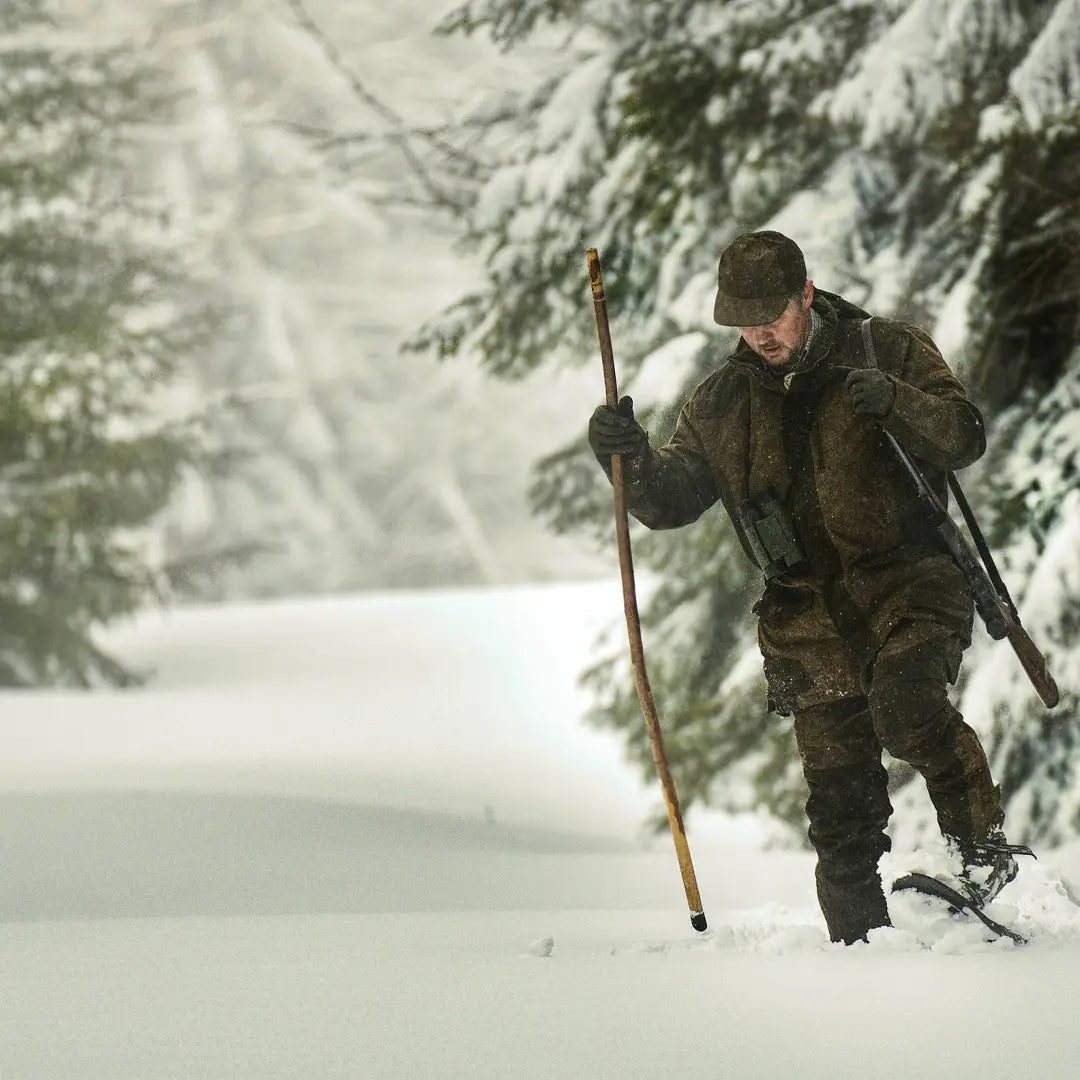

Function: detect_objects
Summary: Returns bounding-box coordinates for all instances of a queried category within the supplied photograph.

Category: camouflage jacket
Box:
[606,289,985,655]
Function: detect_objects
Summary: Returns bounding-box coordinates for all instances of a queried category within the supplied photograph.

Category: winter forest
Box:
[17,0,1075,843]
[411,0,1080,849]
[2,0,1080,1074]
[431,0,1080,849]
[7,0,1080,818]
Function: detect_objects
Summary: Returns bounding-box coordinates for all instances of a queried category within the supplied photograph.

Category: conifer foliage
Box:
[0,3,205,686]
[426,0,1080,842]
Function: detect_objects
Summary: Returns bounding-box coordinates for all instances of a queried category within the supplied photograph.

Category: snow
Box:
[826,0,1029,145]
[932,269,979,367]
[1010,0,1080,129]
[978,102,1020,143]
[626,332,709,403]
[2,582,1080,1078]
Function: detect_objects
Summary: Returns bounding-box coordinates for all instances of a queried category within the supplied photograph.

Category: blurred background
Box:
[4,0,1078,848]
[52,0,604,603]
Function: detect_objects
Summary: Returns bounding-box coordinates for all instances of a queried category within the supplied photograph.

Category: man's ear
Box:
[803,279,815,311]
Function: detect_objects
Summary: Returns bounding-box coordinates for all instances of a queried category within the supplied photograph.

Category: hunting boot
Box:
[957,827,1035,906]
[804,759,894,943]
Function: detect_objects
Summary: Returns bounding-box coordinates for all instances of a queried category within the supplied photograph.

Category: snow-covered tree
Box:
[420,0,1080,843]
[0,2,207,685]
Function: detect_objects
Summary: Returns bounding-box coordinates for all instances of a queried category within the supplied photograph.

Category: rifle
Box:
[883,428,1059,709]
[859,318,1059,709]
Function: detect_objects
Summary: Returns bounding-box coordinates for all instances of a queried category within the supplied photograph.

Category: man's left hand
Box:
[845,369,896,418]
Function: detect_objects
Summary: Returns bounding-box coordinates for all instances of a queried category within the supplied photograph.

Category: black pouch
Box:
[738,489,809,580]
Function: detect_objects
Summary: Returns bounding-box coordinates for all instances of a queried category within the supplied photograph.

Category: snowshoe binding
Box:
[958,832,1035,907]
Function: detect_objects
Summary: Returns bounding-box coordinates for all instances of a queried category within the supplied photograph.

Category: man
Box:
[587,230,1029,944]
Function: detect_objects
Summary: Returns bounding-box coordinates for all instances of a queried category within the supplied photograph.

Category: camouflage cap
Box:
[712,230,807,327]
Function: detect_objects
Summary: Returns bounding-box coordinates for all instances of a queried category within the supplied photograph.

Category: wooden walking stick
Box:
[586,248,707,933]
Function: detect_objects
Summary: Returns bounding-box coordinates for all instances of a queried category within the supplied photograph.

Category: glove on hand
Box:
[588,395,647,458]
[845,369,896,418]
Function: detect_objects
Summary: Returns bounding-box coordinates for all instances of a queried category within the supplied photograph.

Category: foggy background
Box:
[73,0,606,599]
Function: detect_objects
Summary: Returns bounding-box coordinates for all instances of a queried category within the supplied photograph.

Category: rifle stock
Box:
[1005,617,1060,709]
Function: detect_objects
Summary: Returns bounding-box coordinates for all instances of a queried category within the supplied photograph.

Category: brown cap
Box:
[712,230,807,327]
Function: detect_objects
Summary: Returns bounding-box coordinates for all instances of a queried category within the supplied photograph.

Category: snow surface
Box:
[1,582,1080,1078]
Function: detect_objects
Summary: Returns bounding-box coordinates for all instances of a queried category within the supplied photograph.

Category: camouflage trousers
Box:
[790,622,1002,945]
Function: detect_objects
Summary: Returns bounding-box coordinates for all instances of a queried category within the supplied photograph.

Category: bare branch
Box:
[283,0,472,213]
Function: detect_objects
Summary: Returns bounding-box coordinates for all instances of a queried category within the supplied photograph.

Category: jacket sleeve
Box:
[875,321,986,470]
[599,402,719,529]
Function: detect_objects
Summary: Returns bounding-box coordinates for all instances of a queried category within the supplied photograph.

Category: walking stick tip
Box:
[691,912,708,933]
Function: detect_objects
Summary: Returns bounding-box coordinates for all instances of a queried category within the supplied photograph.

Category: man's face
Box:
[738,281,814,367]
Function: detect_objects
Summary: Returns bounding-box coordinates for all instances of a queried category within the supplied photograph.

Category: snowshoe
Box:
[891,871,1027,944]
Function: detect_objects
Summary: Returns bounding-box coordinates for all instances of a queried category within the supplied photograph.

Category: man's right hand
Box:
[588,395,647,458]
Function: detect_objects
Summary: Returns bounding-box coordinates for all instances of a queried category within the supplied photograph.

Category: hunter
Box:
[587,230,1027,944]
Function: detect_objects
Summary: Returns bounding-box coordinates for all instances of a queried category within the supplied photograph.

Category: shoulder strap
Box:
[864,319,1017,617]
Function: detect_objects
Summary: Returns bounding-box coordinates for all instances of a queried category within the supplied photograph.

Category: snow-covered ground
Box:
[1,582,1079,1079]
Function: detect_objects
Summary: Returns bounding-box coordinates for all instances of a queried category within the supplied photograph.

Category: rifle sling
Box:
[859,318,1020,620]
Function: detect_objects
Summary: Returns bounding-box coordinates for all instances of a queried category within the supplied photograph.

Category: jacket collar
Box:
[729,289,870,394]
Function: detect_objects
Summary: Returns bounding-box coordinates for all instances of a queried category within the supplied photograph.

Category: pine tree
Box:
[424,0,1080,842]
[816,0,1080,846]
[0,3,208,686]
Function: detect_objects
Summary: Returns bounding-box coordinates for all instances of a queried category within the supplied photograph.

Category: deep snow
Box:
[1,582,1079,1079]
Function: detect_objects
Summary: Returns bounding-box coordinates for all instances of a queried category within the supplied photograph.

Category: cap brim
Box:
[712,290,790,328]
